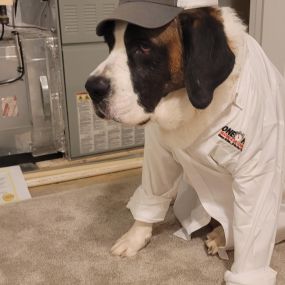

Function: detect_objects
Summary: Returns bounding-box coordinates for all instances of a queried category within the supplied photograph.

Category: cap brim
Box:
[96,2,183,36]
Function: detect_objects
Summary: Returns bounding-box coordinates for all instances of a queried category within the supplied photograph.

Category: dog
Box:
[85,4,285,285]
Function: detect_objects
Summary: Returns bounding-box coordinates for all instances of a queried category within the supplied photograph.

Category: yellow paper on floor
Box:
[0,166,31,205]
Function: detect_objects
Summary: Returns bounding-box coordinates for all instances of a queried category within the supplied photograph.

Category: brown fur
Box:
[151,20,184,87]
[149,7,229,89]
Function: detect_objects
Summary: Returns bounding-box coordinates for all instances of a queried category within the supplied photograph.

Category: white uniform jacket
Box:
[127,35,285,285]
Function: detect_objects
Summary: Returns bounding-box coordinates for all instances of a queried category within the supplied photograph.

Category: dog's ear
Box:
[179,8,235,109]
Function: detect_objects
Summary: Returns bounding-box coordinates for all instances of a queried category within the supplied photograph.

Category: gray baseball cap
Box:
[96,0,219,36]
[96,0,183,36]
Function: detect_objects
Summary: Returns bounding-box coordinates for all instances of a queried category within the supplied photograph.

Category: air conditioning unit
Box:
[20,0,145,159]
[0,29,65,157]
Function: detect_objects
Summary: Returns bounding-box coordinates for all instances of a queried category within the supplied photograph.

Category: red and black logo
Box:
[218,126,245,151]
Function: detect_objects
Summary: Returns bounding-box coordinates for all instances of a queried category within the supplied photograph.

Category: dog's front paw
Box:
[111,221,153,257]
[205,225,226,255]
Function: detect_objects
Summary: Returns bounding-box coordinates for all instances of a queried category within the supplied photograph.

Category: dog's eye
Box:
[137,42,151,55]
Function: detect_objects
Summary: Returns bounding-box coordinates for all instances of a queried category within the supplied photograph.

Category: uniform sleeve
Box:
[224,158,281,285]
[127,123,183,223]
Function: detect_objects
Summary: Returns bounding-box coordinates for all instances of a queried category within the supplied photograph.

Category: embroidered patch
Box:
[218,126,245,151]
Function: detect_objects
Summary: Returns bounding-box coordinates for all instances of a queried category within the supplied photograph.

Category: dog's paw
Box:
[205,225,226,255]
[111,221,152,257]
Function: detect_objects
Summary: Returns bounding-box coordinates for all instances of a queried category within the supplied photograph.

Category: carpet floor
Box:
[0,171,284,285]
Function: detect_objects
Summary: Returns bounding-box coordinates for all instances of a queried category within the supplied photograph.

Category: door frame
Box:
[249,0,264,43]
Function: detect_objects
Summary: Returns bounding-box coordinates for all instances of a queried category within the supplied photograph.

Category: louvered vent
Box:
[82,4,98,32]
[60,0,118,44]
[63,4,79,33]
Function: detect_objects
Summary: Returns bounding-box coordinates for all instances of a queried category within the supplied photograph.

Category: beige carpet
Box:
[0,172,284,285]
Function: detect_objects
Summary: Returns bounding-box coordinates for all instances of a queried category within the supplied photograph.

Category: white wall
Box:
[224,0,285,77]
[262,0,285,77]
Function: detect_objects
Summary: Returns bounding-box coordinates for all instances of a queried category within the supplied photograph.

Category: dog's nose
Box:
[85,76,110,103]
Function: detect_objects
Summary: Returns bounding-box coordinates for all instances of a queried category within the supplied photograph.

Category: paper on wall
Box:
[0,166,31,205]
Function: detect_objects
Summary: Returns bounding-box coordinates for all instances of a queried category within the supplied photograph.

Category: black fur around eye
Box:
[125,24,171,113]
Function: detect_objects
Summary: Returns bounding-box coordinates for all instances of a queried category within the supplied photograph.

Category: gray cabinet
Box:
[0,34,65,157]
[58,0,117,44]
[58,0,144,158]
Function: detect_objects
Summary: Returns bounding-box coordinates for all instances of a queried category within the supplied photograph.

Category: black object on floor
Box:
[0,152,63,168]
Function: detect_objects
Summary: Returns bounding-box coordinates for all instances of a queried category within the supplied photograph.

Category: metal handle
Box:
[40,75,51,119]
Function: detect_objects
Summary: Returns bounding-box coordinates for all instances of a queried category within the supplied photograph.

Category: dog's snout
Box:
[85,76,110,103]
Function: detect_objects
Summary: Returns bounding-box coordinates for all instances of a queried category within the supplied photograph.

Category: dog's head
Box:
[85,7,235,126]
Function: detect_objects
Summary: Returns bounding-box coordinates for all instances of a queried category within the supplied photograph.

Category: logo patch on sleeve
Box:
[218,126,245,151]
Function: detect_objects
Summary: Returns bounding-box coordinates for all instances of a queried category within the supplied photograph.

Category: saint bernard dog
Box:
[85,4,285,283]
[86,6,243,253]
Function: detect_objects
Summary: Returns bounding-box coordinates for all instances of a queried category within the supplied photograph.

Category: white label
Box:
[76,93,144,155]
[76,93,95,154]
[0,166,31,205]
[1,96,18,118]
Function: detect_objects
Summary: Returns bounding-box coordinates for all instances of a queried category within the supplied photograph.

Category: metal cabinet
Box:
[58,0,117,44]
[0,41,31,156]
[58,0,144,158]
[0,33,65,157]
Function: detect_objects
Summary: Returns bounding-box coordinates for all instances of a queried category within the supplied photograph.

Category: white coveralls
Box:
[127,35,285,285]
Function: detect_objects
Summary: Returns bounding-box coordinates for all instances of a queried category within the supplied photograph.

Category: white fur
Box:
[90,22,150,125]
[111,221,152,257]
